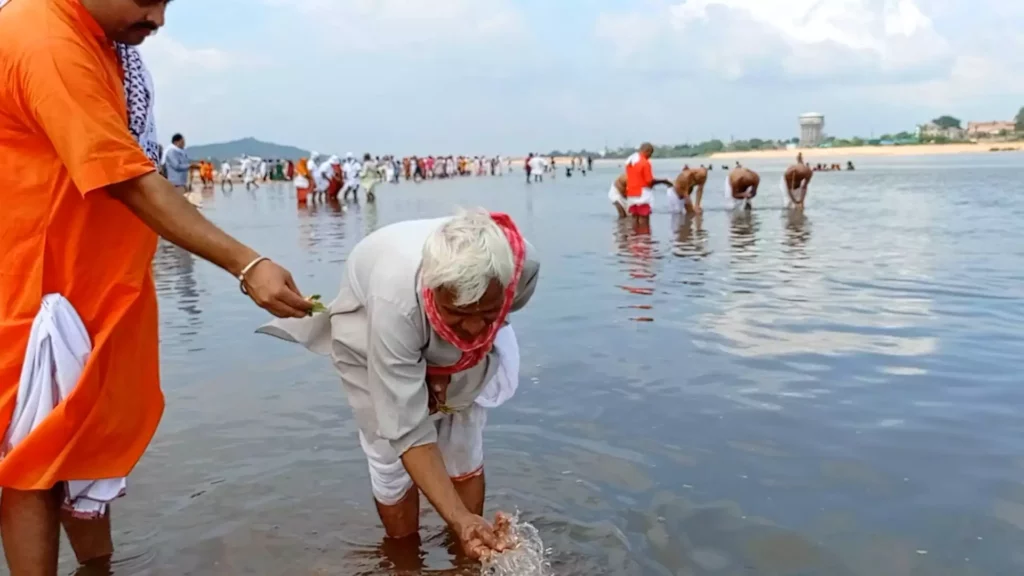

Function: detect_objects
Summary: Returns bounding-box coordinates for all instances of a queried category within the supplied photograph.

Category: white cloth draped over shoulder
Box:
[1,295,126,519]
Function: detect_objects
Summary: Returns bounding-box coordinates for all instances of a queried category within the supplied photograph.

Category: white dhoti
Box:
[608,183,626,208]
[665,187,686,214]
[314,175,330,194]
[361,326,520,505]
[1,295,126,519]
[780,176,806,207]
[725,178,752,210]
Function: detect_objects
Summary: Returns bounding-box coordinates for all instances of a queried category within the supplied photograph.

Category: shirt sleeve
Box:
[20,37,155,196]
[642,161,654,187]
[365,296,436,455]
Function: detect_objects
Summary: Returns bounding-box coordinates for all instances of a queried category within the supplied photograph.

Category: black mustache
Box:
[131,22,159,32]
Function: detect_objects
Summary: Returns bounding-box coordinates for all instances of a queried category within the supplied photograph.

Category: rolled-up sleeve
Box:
[365,296,435,455]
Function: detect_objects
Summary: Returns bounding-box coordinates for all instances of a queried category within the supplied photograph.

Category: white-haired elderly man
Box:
[258,208,540,558]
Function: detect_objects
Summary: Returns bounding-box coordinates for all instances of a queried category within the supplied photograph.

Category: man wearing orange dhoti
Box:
[0,1,313,574]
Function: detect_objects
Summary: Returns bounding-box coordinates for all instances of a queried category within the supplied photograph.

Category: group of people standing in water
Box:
[609,146,824,224]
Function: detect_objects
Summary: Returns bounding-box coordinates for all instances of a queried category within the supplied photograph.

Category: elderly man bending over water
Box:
[259,208,540,559]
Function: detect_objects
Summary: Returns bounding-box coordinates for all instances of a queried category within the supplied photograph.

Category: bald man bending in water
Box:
[726,166,760,211]
[668,166,708,214]
[782,161,813,209]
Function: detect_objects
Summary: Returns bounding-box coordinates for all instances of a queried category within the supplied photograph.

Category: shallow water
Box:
[30,153,1024,575]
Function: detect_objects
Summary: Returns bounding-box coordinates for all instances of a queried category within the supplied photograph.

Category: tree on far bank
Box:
[1015,107,1024,131]
[932,115,962,129]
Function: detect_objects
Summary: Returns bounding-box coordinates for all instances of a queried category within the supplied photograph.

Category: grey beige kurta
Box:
[258,218,540,456]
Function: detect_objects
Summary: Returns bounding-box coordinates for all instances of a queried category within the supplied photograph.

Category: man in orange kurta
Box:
[0,1,313,573]
[624,143,671,226]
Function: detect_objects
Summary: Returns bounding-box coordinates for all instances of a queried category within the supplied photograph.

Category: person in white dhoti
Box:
[608,173,628,218]
[257,209,540,560]
[528,155,546,183]
[314,157,335,200]
[359,153,382,202]
[241,156,258,191]
[782,161,813,209]
[725,165,760,211]
[257,159,268,183]
[219,161,233,192]
[341,153,362,201]
[667,166,708,215]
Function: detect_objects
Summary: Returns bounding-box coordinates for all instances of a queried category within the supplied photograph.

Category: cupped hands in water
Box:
[453,511,514,561]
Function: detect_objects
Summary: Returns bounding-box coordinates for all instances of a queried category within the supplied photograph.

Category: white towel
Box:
[474,325,520,409]
[1,295,126,519]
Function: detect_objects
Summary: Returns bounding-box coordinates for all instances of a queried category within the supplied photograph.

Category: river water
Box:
[42,154,1024,575]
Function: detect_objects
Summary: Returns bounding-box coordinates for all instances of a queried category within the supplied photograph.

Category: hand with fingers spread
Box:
[242,259,313,319]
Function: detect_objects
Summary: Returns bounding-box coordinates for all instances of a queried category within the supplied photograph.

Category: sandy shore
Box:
[708,142,1023,160]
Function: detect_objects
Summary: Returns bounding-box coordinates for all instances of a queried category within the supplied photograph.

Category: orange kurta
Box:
[625,155,653,198]
[0,0,164,489]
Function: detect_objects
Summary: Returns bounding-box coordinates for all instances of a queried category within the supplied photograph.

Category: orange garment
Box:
[200,161,213,181]
[295,158,310,178]
[326,165,342,198]
[625,154,653,198]
[0,0,164,490]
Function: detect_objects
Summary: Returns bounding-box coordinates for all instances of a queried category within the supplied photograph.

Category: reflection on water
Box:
[34,156,1024,576]
[614,221,660,322]
[671,214,710,261]
[782,209,811,255]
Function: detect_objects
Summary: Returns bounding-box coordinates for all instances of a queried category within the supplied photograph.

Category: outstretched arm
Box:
[109,173,311,318]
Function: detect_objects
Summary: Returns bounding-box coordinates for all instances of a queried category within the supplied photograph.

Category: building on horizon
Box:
[918,122,965,140]
[967,120,1016,137]
[799,113,825,147]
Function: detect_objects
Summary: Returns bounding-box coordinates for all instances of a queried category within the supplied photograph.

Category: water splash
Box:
[480,512,552,576]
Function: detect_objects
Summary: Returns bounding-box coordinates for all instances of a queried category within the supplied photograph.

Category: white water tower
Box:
[799,113,825,147]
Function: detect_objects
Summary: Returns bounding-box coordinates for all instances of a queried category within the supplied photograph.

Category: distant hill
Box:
[187,137,309,162]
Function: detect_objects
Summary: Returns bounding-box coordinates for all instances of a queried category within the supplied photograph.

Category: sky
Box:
[140,0,1024,155]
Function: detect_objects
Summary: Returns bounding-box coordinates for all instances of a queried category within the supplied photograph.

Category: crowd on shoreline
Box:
[178,151,600,205]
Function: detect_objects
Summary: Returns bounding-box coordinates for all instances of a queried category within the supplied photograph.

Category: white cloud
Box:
[596,0,952,82]
[139,35,243,144]
[265,0,523,53]
[141,35,234,74]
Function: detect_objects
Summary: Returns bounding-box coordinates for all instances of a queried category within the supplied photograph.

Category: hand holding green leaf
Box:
[307,294,328,316]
